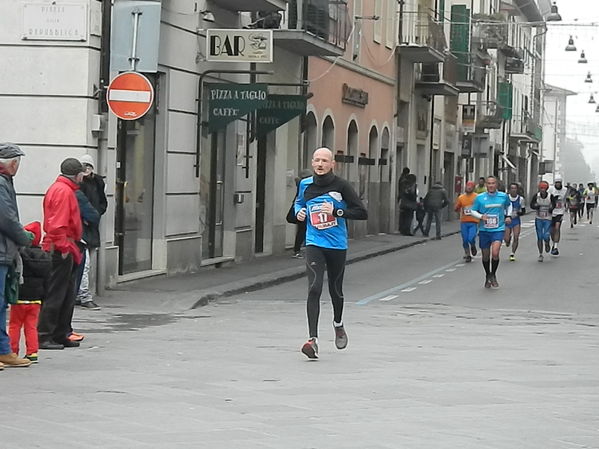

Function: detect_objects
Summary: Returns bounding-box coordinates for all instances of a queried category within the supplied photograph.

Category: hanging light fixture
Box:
[547,2,562,22]
[585,72,593,83]
[589,94,596,104]
[565,35,577,52]
[579,50,588,63]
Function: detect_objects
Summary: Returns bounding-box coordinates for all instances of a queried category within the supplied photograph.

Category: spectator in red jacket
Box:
[38,158,85,350]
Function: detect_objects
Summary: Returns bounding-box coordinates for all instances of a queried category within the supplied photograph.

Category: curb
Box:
[190,229,460,309]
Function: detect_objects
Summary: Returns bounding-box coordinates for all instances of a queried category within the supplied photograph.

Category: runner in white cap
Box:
[547,176,567,256]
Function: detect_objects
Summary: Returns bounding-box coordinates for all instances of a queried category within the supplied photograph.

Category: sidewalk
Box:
[103,221,461,312]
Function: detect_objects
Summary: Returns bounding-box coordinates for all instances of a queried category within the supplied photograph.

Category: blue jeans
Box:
[0,264,10,354]
[460,222,478,249]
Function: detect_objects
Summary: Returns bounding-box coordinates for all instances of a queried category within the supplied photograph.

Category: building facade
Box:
[0,0,556,293]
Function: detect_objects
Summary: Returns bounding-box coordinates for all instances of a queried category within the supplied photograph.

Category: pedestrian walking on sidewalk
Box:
[295,148,367,359]
[398,172,417,235]
[423,181,449,239]
[454,181,479,262]
[0,143,35,368]
[38,158,85,350]
[469,176,512,289]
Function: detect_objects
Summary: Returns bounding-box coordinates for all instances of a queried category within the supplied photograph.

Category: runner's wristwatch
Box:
[335,208,344,217]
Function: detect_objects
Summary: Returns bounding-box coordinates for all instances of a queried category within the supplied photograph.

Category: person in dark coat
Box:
[423,181,449,239]
[76,155,107,309]
[0,143,35,368]
[399,173,417,235]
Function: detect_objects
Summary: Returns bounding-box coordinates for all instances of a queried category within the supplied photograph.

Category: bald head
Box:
[311,147,335,176]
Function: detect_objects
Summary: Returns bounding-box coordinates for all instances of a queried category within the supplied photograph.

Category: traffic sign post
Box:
[106,71,154,120]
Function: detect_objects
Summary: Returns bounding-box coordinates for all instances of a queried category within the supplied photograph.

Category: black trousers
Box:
[38,252,77,343]
[305,246,346,338]
[293,221,307,253]
[399,208,414,235]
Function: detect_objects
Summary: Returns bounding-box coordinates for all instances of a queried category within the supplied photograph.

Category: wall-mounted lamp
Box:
[201,10,215,23]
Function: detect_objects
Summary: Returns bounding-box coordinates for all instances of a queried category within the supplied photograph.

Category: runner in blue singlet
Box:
[504,182,525,262]
[469,176,512,289]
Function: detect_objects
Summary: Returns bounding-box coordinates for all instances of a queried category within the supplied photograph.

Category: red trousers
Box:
[8,304,40,355]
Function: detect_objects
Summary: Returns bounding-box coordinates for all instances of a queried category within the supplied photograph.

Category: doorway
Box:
[200,132,226,259]
[115,112,156,275]
[255,137,267,253]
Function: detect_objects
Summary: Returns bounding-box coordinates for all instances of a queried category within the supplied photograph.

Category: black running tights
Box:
[305,246,347,338]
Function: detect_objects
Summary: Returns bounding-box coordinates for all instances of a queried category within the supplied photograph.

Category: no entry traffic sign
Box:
[106,71,154,120]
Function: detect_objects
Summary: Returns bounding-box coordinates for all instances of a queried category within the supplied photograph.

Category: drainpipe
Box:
[96,0,112,296]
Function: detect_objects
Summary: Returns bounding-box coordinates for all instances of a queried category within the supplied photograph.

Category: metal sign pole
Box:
[129,9,142,71]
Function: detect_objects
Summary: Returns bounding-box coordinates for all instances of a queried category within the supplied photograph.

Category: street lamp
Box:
[546,2,562,22]
[585,72,593,83]
[579,50,588,63]
[565,35,576,51]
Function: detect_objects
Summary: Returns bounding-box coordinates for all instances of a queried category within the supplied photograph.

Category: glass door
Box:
[200,132,225,259]
[115,111,156,275]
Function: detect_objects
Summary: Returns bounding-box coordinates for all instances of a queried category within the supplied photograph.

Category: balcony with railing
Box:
[400,12,447,63]
[269,0,350,56]
[477,101,504,129]
[212,0,287,12]
[472,13,508,49]
[526,116,543,141]
[454,53,486,93]
[415,54,460,96]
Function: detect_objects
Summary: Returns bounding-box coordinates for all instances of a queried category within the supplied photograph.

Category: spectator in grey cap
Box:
[0,143,35,368]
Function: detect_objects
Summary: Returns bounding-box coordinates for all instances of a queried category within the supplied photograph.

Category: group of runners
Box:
[456,175,598,288]
[292,149,598,359]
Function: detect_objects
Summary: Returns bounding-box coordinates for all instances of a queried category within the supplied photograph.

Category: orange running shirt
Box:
[455,192,480,223]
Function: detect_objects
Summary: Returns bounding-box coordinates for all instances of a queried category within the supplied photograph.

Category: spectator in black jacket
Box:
[76,155,106,309]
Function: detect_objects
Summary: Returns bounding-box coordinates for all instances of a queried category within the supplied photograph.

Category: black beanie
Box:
[60,158,84,176]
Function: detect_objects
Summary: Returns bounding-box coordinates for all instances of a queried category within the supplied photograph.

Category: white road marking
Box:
[455,263,465,267]
[356,258,463,305]
[379,295,398,302]
[418,279,433,285]
[446,268,456,272]
[433,274,445,278]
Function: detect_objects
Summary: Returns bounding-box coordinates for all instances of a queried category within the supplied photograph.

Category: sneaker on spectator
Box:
[80,301,100,310]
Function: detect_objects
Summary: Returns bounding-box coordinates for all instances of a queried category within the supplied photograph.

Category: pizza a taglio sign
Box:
[257,95,307,136]
[206,83,268,132]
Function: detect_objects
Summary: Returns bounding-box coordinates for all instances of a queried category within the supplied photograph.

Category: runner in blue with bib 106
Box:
[469,176,512,289]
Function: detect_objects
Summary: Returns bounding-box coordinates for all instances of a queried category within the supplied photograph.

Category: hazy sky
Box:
[544,0,599,175]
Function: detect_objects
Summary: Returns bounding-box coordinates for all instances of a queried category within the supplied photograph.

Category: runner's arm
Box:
[339,181,368,220]
[469,196,483,219]
[530,193,539,210]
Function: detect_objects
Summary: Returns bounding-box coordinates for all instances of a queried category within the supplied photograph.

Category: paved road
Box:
[3,218,599,448]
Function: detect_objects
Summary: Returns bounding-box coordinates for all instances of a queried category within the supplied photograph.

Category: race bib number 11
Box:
[310,204,338,230]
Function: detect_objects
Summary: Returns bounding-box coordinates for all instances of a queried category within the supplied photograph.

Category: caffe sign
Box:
[22,2,87,41]
[206,83,268,132]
